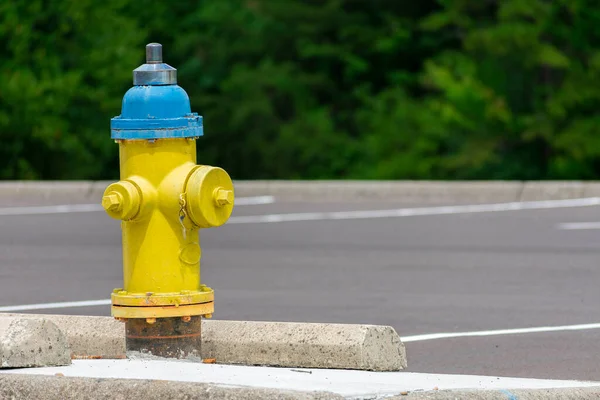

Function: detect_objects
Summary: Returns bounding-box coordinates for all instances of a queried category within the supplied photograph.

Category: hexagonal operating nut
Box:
[214,188,233,207]
[102,192,123,212]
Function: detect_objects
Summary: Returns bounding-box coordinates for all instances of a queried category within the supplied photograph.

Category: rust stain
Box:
[126,332,201,340]
[72,355,103,360]
[72,354,127,360]
[125,316,202,359]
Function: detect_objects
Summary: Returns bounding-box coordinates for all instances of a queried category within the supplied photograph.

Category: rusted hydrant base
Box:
[125,316,201,359]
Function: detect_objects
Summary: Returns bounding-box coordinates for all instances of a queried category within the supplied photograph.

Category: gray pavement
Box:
[1,198,599,380]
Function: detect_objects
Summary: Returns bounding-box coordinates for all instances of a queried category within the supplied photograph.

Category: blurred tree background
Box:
[1,0,599,180]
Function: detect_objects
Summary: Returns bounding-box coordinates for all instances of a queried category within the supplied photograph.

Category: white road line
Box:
[0,197,595,220]
[0,299,110,312]
[234,195,275,206]
[401,322,600,342]
[557,222,600,230]
[0,196,275,216]
[227,197,600,224]
[0,204,104,216]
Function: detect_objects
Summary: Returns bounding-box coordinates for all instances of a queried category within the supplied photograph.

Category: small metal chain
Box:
[179,193,187,240]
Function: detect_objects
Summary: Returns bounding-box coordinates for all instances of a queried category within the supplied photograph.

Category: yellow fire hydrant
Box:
[102,43,234,359]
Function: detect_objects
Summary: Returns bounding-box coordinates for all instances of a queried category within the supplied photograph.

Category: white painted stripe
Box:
[0,204,104,216]
[401,322,600,343]
[0,196,275,216]
[0,197,594,220]
[0,299,111,312]
[557,222,600,230]
[228,197,600,224]
[234,195,275,206]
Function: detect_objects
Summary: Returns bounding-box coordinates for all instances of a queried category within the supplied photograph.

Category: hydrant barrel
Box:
[103,43,234,359]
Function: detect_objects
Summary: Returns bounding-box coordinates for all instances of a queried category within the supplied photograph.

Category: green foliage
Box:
[1,0,599,180]
[402,0,600,179]
[0,0,144,179]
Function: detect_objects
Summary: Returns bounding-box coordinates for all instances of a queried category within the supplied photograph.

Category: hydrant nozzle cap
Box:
[185,166,234,228]
[102,181,141,221]
[133,42,177,86]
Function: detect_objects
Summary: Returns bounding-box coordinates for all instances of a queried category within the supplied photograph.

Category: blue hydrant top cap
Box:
[133,43,177,86]
[110,43,203,140]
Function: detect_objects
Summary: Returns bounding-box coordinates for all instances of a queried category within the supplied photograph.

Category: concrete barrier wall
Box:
[2,180,600,204]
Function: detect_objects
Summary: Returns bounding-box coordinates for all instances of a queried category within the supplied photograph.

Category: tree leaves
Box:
[0,0,143,179]
[1,0,599,180]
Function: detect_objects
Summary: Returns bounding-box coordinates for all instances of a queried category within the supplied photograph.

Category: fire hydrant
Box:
[102,43,234,359]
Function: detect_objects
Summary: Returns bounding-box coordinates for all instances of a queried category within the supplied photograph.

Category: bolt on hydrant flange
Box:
[103,43,235,360]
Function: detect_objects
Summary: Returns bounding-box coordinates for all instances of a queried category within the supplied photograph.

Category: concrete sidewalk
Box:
[2,359,600,399]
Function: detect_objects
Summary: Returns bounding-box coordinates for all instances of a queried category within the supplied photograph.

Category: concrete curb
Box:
[3,180,600,204]
[232,180,526,203]
[0,316,71,368]
[2,314,125,360]
[519,181,587,201]
[234,180,600,203]
[202,320,406,371]
[0,374,343,400]
[0,181,97,204]
[1,314,406,371]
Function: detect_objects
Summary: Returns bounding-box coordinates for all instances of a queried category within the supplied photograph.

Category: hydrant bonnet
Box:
[110,43,203,140]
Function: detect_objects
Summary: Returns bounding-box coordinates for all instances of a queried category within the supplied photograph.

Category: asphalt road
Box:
[1,197,600,380]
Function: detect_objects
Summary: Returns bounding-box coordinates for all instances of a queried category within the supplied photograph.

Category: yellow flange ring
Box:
[111,289,213,307]
[185,166,234,228]
[112,302,214,319]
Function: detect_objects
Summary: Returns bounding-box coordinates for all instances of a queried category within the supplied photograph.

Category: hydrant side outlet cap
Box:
[186,166,235,228]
